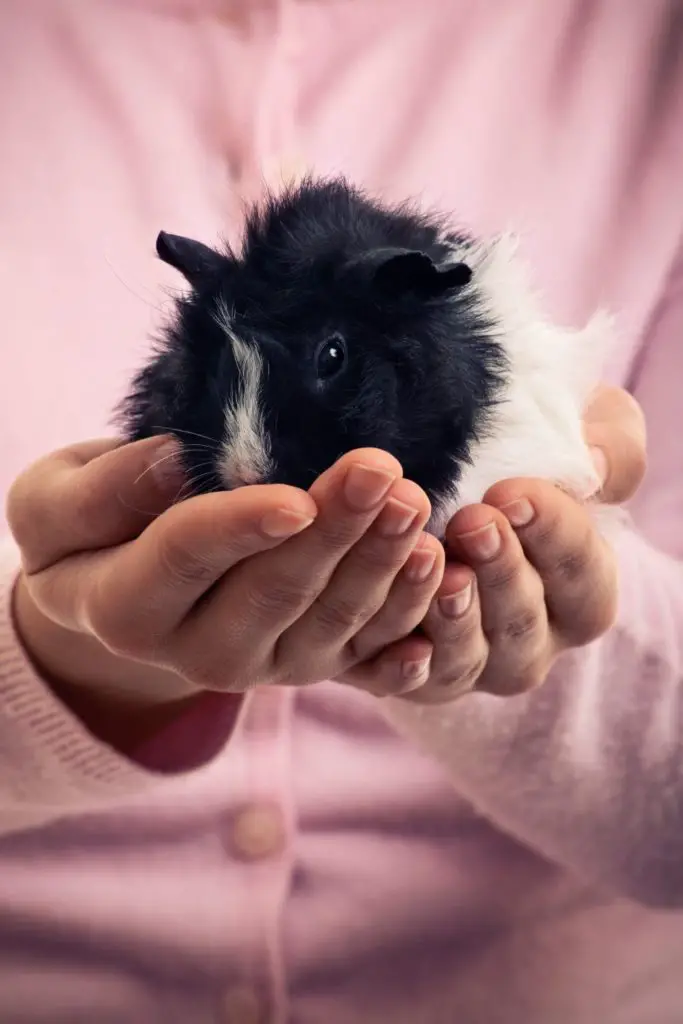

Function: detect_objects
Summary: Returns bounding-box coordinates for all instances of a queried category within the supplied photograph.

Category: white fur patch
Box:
[213,298,273,488]
[429,233,615,536]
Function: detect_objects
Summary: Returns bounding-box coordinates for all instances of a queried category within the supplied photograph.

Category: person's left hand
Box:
[341,385,647,704]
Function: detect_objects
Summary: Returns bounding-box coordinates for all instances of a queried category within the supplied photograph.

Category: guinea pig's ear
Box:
[367,248,472,299]
[156,231,227,288]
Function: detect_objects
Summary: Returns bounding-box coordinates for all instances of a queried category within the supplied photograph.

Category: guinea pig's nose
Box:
[229,468,265,488]
[219,457,269,490]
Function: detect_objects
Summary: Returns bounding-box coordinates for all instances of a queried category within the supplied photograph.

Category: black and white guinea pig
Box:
[119,175,610,536]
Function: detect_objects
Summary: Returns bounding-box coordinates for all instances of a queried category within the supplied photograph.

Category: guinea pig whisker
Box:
[115,461,206,516]
[163,444,214,454]
[182,463,216,482]
[131,446,216,494]
[152,425,220,446]
[174,462,221,501]
[173,485,201,503]
[103,254,168,316]
[168,444,217,457]
[132,450,188,488]
[175,479,217,503]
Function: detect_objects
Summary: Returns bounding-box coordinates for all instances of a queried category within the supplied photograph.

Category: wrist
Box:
[11,573,208,751]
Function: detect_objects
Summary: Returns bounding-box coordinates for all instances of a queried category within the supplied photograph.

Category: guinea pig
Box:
[118,175,610,536]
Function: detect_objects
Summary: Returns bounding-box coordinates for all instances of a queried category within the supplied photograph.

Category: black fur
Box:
[118,175,508,507]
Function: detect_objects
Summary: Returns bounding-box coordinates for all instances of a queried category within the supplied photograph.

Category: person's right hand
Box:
[6,435,445,744]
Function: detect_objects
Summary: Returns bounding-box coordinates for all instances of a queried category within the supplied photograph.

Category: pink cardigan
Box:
[1,2,683,1021]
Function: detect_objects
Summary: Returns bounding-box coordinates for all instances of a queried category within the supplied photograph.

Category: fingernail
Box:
[405,548,437,583]
[260,508,316,538]
[148,439,185,492]
[375,498,419,537]
[590,446,608,486]
[400,654,431,682]
[438,581,473,619]
[499,498,535,528]
[457,522,501,561]
[344,464,396,511]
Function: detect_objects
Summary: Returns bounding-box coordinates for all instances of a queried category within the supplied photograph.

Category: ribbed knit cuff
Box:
[0,542,242,831]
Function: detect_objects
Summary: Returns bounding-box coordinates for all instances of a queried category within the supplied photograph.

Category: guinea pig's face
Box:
[208,294,407,493]
[125,188,506,508]
[170,244,496,501]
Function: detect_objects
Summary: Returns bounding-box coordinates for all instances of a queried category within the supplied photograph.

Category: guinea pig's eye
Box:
[315,333,347,382]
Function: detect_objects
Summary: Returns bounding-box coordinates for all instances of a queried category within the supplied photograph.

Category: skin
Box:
[7,385,646,754]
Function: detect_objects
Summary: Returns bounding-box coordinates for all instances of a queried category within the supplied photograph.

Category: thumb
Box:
[583,386,647,505]
[8,435,186,574]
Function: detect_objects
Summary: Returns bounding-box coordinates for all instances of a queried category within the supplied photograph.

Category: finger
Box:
[31,484,318,647]
[7,435,186,573]
[340,633,434,698]
[351,532,445,662]
[403,562,489,703]
[443,504,551,695]
[583,385,647,504]
[485,479,618,647]
[280,480,437,666]
[180,449,404,668]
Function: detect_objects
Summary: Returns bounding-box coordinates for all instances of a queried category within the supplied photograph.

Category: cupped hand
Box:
[7,437,446,720]
[342,385,647,704]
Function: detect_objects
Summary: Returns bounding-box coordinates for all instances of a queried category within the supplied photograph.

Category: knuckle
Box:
[156,529,217,587]
[356,537,411,574]
[443,613,481,647]
[314,517,365,552]
[438,629,488,680]
[426,594,481,650]
[456,651,489,690]
[553,546,591,585]
[428,651,488,701]
[529,508,562,552]
[486,576,546,646]
[481,558,521,593]
[500,606,543,643]
[248,573,320,617]
[314,592,379,635]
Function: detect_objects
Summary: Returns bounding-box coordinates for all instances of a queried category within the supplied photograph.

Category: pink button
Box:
[230,803,286,861]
